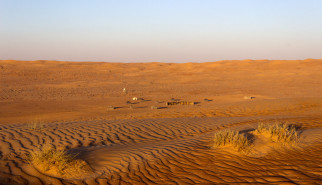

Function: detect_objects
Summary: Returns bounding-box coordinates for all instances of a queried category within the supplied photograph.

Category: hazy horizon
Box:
[1,0,322,63]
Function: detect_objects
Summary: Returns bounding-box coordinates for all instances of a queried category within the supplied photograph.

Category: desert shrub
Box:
[28,121,44,130]
[28,146,90,176]
[256,122,298,144]
[213,130,251,152]
[28,117,45,130]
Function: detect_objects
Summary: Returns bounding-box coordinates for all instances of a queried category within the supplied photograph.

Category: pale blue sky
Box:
[1,0,321,62]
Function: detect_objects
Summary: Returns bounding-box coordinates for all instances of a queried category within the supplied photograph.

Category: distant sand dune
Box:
[1,59,322,123]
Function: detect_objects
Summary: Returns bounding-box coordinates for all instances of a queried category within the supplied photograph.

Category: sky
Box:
[0,0,322,63]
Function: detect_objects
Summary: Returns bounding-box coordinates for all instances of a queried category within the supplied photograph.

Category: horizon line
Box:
[1,58,320,64]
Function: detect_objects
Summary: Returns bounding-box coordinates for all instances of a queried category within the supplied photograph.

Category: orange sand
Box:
[0,60,321,184]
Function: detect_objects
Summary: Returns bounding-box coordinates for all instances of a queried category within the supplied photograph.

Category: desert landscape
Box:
[0,59,321,184]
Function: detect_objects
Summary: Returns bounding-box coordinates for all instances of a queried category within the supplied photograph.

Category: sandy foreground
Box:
[0,59,321,184]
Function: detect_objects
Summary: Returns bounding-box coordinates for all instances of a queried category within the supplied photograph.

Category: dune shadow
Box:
[126,101,139,104]
[239,128,256,144]
[289,124,303,136]
[107,106,123,110]
[151,106,168,109]
[140,99,151,102]
[203,99,213,102]
[157,107,168,109]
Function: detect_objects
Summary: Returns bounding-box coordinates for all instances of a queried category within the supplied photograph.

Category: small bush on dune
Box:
[256,122,298,144]
[28,121,44,130]
[28,146,90,177]
[213,122,299,155]
[213,130,251,152]
[28,116,45,130]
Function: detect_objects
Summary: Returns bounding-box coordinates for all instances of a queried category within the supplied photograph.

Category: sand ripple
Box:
[0,117,321,184]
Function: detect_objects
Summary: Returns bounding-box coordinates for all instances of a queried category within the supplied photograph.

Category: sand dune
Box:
[0,117,321,184]
[1,59,322,123]
[0,60,321,184]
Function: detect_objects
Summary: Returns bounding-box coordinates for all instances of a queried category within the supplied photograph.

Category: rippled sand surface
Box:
[0,60,321,184]
[0,116,321,184]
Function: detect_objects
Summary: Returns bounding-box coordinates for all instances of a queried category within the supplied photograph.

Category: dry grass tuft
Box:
[28,116,45,130]
[213,130,251,152]
[255,122,298,144]
[28,146,91,177]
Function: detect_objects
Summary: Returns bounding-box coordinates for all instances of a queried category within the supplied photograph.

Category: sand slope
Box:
[1,59,322,123]
[0,116,321,184]
[0,60,321,184]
